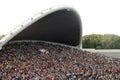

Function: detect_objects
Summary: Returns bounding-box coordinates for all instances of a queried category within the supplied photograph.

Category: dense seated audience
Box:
[0,41,120,80]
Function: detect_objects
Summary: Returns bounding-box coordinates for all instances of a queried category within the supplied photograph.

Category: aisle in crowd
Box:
[0,41,120,80]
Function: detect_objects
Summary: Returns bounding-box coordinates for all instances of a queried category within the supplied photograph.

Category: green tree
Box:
[101,34,120,49]
[82,34,120,49]
[0,35,5,40]
[82,34,103,49]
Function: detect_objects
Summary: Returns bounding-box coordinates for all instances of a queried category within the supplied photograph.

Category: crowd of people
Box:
[0,41,120,80]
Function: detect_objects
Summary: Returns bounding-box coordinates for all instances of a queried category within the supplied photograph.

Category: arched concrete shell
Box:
[0,5,82,49]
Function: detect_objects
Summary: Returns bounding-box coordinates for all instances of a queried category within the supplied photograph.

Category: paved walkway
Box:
[84,49,120,58]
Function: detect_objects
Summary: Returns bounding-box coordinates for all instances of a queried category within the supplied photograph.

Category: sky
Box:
[0,0,120,36]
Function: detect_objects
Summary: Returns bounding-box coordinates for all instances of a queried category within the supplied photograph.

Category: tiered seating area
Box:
[0,41,120,80]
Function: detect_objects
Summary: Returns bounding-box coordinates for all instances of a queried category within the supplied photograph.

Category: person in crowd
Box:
[0,41,120,80]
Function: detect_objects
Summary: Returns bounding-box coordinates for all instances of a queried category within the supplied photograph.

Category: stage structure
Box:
[0,5,82,50]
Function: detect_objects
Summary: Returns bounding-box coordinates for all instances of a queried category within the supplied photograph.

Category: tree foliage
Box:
[0,35,5,40]
[82,34,120,49]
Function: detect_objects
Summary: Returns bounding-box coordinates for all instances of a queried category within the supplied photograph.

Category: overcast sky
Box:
[0,0,120,36]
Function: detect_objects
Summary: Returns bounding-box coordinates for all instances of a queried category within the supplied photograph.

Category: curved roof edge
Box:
[0,5,82,50]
